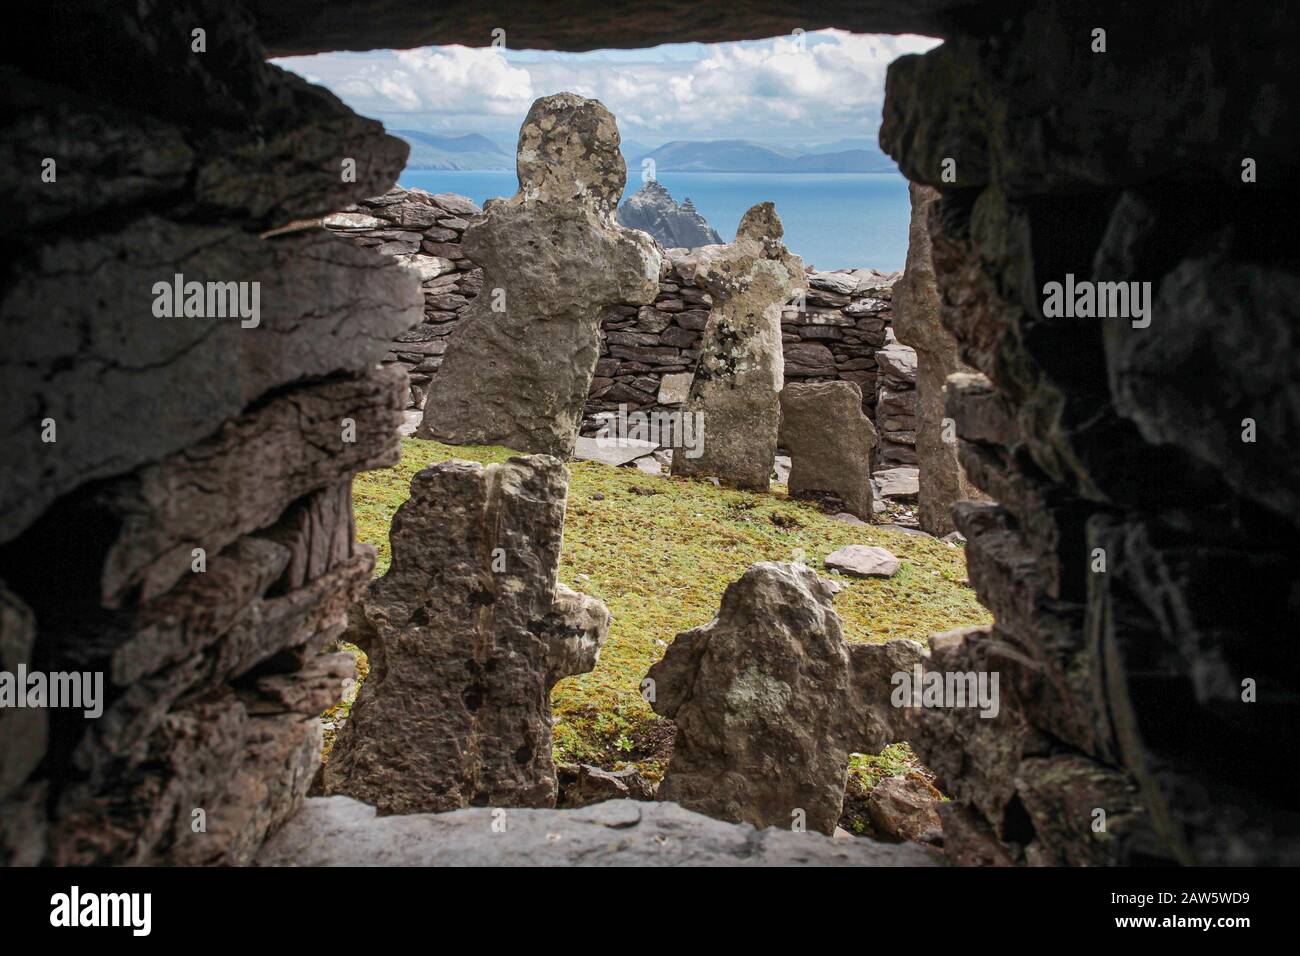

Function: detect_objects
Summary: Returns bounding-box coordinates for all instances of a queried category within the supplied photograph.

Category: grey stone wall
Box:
[585,262,908,436]
[324,188,484,410]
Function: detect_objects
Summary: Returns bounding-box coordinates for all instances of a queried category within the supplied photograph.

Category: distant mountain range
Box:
[621,138,894,174]
[624,139,895,174]
[395,129,896,174]
[394,130,514,170]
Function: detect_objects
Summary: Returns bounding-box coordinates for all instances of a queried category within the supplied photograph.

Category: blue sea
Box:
[397,170,911,272]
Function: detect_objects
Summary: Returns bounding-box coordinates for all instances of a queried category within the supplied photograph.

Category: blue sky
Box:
[275,31,941,152]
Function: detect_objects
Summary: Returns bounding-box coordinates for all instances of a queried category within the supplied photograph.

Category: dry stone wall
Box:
[873,334,919,470]
[324,188,485,411]
[586,262,909,438]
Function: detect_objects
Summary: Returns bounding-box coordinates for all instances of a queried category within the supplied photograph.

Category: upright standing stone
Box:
[779,381,878,519]
[645,562,924,835]
[322,456,610,814]
[672,204,806,490]
[417,93,661,456]
[892,183,983,535]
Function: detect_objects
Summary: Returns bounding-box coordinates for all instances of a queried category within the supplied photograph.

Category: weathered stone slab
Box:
[656,371,694,405]
[572,435,658,467]
[255,795,941,866]
[825,545,901,578]
[779,381,878,519]
[866,774,944,844]
[672,204,806,490]
[323,456,609,813]
[874,467,920,499]
[557,763,656,807]
[418,94,660,456]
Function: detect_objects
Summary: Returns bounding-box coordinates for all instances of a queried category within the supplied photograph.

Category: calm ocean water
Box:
[397,170,911,272]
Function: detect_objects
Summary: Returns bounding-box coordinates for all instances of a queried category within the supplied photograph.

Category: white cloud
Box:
[274,30,940,147]
[279,46,534,126]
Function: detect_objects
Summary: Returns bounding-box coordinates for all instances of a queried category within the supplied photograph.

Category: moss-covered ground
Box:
[334,437,990,795]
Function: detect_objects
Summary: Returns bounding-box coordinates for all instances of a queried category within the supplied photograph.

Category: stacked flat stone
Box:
[782,269,900,409]
[586,250,713,419]
[324,188,484,410]
[873,331,919,469]
[582,260,906,433]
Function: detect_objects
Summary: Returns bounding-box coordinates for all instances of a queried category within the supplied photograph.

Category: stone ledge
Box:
[255,796,943,867]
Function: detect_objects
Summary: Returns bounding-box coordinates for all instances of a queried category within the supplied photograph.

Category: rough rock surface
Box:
[779,381,878,519]
[646,562,924,835]
[557,764,656,807]
[254,2,977,57]
[873,332,919,469]
[322,456,609,814]
[417,93,660,456]
[0,1,425,865]
[256,795,941,866]
[0,584,44,865]
[672,204,806,489]
[891,183,980,535]
[866,774,944,844]
[876,0,1300,865]
[618,180,723,249]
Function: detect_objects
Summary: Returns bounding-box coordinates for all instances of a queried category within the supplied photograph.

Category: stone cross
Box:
[645,561,923,835]
[322,455,610,814]
[417,93,661,456]
[672,203,806,490]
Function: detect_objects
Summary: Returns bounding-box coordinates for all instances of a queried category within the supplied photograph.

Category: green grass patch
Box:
[349,438,991,776]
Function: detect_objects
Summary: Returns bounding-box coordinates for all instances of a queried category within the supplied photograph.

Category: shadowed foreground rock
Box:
[646,562,923,835]
[779,380,878,519]
[322,456,609,814]
[672,204,806,490]
[417,93,660,456]
[256,796,941,866]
